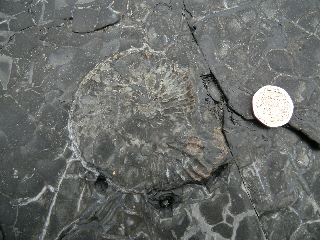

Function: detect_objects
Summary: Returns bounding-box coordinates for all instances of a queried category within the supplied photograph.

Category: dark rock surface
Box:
[69,49,229,191]
[0,0,319,239]
[192,0,320,144]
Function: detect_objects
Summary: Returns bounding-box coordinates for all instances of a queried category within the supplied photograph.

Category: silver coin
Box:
[252,85,294,127]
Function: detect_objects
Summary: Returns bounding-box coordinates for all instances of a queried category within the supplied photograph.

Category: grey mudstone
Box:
[193,0,320,144]
[0,54,12,90]
[5,29,40,59]
[9,11,33,32]
[291,222,320,240]
[212,223,233,239]
[1,0,320,239]
[72,8,98,33]
[266,49,296,75]
[0,1,28,15]
[72,1,127,33]
[96,8,120,29]
[224,108,320,239]
[70,49,229,191]
[199,194,229,225]
[0,31,14,46]
[235,216,265,240]
[261,208,301,240]
[52,162,261,239]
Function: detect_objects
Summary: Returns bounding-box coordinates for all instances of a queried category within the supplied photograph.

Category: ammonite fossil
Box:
[69,49,228,191]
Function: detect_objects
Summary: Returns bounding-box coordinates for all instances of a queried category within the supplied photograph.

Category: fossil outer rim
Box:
[69,49,228,191]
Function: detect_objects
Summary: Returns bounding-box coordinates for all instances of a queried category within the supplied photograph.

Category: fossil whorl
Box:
[69,49,228,191]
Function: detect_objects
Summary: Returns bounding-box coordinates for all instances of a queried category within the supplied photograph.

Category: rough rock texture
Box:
[191,0,320,144]
[224,108,320,239]
[0,0,319,239]
[70,49,228,191]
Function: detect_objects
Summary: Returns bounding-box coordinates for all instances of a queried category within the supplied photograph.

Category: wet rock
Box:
[72,8,98,33]
[72,0,128,33]
[1,0,320,239]
[70,49,229,191]
[224,108,320,238]
[0,54,13,90]
[235,216,265,240]
[212,223,233,239]
[193,0,320,145]
[9,11,33,32]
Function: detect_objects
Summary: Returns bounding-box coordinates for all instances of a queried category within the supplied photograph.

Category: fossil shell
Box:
[69,49,228,191]
[252,85,294,127]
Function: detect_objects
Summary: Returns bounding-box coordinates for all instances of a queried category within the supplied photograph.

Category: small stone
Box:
[252,85,294,127]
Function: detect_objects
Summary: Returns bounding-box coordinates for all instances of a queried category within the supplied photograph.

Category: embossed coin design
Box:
[252,85,294,127]
[69,49,228,191]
